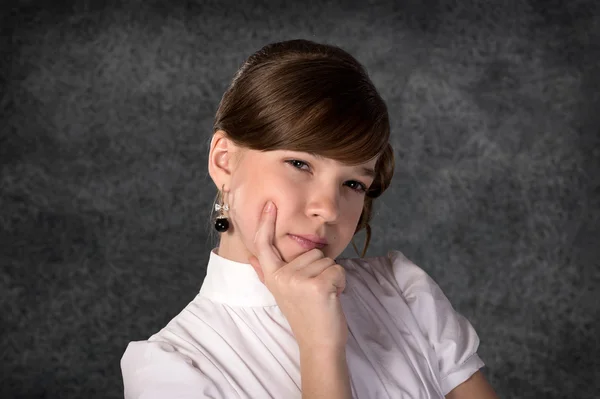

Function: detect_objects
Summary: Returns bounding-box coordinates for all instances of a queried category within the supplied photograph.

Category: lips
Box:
[288,234,328,250]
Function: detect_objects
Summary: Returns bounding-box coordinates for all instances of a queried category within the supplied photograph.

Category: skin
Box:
[208,130,375,264]
[208,130,498,399]
[251,204,352,398]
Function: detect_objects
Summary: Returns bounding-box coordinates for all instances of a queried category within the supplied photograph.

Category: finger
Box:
[318,264,347,297]
[286,248,326,273]
[252,201,284,274]
[248,255,265,284]
[296,256,336,278]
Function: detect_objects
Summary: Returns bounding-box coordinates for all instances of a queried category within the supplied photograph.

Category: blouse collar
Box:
[198,249,278,307]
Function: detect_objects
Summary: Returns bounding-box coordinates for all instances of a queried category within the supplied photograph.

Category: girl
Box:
[121,39,498,399]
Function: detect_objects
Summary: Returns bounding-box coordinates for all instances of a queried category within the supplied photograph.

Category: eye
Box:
[286,159,311,171]
[345,180,368,193]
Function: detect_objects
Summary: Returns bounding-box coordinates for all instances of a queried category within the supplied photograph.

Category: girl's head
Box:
[208,39,394,263]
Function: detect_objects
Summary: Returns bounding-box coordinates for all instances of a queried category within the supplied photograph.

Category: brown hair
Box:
[213,39,394,257]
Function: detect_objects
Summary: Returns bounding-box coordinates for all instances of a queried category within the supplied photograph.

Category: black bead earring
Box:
[214,187,230,233]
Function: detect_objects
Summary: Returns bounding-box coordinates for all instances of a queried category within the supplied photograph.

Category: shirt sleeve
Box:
[121,340,225,399]
[388,250,485,395]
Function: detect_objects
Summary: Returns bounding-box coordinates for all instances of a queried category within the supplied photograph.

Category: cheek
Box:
[344,196,365,222]
[229,185,262,238]
[228,174,294,248]
[339,199,365,236]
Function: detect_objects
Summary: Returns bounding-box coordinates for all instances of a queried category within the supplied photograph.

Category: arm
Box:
[249,204,351,398]
[445,371,499,399]
[300,347,352,399]
[121,341,222,399]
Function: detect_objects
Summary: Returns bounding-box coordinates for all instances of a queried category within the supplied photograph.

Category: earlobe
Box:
[208,131,235,188]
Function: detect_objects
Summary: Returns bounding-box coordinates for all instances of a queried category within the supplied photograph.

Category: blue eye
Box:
[345,180,367,193]
[287,159,367,193]
[286,159,310,170]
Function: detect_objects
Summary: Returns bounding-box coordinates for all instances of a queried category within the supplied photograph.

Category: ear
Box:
[208,130,238,190]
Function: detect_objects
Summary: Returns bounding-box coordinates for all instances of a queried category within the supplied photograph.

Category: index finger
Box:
[251,201,284,275]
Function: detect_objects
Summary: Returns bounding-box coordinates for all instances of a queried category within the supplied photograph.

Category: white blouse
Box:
[121,249,484,398]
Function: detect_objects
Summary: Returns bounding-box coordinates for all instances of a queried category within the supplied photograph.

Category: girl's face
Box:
[210,133,377,264]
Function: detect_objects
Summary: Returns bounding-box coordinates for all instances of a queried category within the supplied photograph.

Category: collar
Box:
[198,249,278,307]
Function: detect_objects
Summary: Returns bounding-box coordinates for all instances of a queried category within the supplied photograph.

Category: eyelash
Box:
[285,159,368,193]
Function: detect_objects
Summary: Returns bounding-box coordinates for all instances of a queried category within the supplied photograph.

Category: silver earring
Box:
[214,186,229,233]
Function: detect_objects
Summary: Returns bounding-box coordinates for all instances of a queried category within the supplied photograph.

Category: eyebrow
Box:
[359,166,376,178]
[308,152,376,178]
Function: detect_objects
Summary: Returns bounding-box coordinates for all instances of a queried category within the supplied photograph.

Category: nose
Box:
[306,186,340,223]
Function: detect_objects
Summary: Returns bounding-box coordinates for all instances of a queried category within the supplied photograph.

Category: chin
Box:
[280,245,334,264]
[279,248,306,264]
[276,245,310,263]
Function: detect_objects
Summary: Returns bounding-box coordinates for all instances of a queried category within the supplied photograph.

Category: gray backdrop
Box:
[2,0,599,398]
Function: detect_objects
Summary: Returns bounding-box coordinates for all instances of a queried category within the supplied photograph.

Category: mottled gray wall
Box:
[2,0,599,398]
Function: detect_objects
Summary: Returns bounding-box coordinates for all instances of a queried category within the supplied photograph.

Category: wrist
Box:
[299,344,347,366]
[299,345,351,399]
[298,342,346,356]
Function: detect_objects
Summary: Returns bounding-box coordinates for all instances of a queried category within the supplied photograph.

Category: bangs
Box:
[281,94,390,165]
[237,58,390,164]
[213,39,395,254]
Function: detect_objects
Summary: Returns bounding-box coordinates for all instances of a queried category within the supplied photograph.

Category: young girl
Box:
[121,39,498,399]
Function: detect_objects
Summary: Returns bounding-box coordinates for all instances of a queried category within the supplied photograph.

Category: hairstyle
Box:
[213,39,394,257]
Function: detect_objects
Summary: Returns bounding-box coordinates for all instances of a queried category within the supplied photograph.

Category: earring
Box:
[214,186,230,233]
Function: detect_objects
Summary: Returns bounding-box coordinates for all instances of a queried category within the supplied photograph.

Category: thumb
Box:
[248,255,265,284]
[252,201,284,276]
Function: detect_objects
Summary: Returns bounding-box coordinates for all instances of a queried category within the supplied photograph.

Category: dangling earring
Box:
[214,185,230,233]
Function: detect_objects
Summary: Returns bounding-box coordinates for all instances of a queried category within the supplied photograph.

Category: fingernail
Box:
[264,201,273,213]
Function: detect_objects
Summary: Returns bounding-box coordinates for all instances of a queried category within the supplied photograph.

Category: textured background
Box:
[2,0,599,398]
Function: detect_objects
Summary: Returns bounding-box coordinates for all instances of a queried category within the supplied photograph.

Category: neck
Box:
[216,231,253,264]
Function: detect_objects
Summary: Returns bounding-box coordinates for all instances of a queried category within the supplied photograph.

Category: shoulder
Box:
[120,303,230,399]
[339,250,485,396]
[386,249,456,308]
[121,338,222,399]
[338,249,456,322]
[337,249,440,299]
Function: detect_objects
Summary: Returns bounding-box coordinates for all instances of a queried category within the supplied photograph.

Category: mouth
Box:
[288,234,328,250]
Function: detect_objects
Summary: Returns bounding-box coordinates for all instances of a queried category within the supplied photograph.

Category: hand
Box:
[248,201,349,352]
